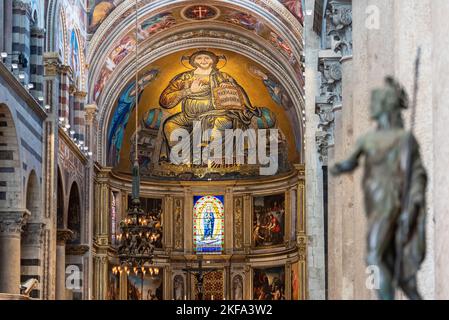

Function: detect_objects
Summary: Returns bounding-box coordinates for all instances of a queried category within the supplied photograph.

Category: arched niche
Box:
[57,168,64,229]
[67,182,82,244]
[20,170,44,299]
[25,170,40,220]
[0,103,22,209]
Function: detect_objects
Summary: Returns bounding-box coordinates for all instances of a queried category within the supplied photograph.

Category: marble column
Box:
[21,222,45,299]
[43,51,61,300]
[304,0,326,300]
[84,104,97,299]
[30,27,45,101]
[164,195,173,252]
[3,0,12,58]
[73,91,87,141]
[55,229,73,300]
[12,0,30,82]
[224,187,233,254]
[242,194,251,254]
[0,210,29,294]
[84,104,97,161]
[184,188,193,254]
[0,0,4,52]
[58,65,71,121]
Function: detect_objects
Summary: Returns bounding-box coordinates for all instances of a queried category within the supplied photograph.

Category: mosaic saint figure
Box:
[331,77,427,300]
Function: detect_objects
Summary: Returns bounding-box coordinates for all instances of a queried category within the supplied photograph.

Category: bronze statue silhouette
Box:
[331,76,427,300]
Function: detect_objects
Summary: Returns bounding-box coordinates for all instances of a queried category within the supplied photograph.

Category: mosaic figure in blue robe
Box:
[107,69,159,166]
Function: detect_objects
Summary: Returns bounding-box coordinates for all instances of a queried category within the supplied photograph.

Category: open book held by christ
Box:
[213,83,245,110]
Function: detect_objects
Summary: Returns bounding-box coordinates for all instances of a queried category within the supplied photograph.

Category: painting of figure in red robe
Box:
[252,194,285,247]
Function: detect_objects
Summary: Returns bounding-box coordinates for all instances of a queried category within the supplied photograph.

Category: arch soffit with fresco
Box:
[88,0,303,66]
[87,0,304,105]
[96,36,305,166]
[88,2,305,165]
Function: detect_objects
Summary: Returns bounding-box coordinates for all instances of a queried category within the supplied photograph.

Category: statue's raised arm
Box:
[330,138,364,175]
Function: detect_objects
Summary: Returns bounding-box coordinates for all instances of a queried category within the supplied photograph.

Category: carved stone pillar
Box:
[184,188,193,254]
[58,65,71,121]
[164,195,173,252]
[242,194,251,254]
[84,104,97,300]
[173,198,184,251]
[94,168,111,246]
[43,51,61,300]
[84,104,97,161]
[11,0,31,82]
[73,91,87,141]
[55,229,73,300]
[93,255,108,300]
[233,197,243,251]
[314,0,353,300]
[0,210,29,294]
[224,188,233,254]
[295,168,307,300]
[30,27,45,102]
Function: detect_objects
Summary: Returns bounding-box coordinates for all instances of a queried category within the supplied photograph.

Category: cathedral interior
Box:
[0,0,449,301]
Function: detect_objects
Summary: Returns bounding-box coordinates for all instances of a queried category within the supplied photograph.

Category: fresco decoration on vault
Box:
[280,0,305,25]
[93,12,176,102]
[69,29,81,87]
[182,5,219,21]
[247,64,293,110]
[88,0,119,34]
[107,49,300,180]
[58,0,88,87]
[93,4,298,103]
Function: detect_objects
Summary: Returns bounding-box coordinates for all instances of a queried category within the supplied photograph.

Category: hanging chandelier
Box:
[116,0,158,278]
[116,161,158,269]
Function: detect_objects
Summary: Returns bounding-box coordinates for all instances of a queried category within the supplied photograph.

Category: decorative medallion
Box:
[182,5,219,21]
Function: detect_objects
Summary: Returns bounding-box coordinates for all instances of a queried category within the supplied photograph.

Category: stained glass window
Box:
[193,195,225,254]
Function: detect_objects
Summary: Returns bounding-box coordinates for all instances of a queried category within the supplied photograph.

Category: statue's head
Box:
[370,77,409,124]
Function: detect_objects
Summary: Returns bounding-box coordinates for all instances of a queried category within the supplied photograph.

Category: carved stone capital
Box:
[43,52,61,77]
[294,163,305,176]
[74,91,87,99]
[0,210,30,235]
[315,51,342,164]
[22,223,45,245]
[12,0,31,15]
[30,27,46,38]
[95,235,109,247]
[318,52,342,107]
[68,84,77,95]
[59,65,73,76]
[316,131,332,165]
[84,104,98,124]
[326,0,353,57]
[57,229,74,245]
[66,244,90,256]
